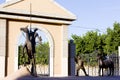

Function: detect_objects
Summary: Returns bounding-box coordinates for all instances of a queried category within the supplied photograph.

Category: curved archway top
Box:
[17,24,54,47]
[29,24,54,47]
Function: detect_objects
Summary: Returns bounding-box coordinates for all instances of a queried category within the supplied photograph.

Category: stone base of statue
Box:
[3,67,32,80]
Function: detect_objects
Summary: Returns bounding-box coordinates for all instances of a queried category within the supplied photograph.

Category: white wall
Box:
[0,19,6,78]
[0,57,5,77]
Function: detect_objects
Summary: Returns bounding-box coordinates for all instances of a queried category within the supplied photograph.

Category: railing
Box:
[36,64,49,76]
[78,54,120,76]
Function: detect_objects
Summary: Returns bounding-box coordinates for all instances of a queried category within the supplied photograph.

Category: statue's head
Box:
[20,26,29,33]
[97,53,102,60]
[34,28,38,32]
[77,56,81,59]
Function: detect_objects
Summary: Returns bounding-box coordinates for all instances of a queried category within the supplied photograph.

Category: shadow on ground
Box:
[17,76,120,80]
[3,67,120,80]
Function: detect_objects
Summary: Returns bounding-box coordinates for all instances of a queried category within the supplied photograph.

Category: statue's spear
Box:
[30,3,32,31]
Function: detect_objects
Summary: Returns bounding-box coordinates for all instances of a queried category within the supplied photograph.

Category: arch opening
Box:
[16,25,54,76]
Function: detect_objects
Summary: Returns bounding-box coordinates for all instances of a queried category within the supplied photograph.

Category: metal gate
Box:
[78,53,120,76]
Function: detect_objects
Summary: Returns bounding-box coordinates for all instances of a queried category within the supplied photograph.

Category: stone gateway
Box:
[0,0,76,78]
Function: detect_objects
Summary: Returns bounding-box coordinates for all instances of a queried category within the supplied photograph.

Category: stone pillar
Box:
[61,25,68,76]
[0,19,6,78]
[68,40,75,76]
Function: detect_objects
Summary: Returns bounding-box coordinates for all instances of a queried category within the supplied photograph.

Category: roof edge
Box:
[53,1,76,20]
[0,0,24,8]
[0,8,76,21]
[0,8,76,22]
[0,0,76,21]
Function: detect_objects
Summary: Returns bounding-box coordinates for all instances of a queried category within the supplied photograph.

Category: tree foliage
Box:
[72,22,120,66]
[18,42,49,65]
[35,42,49,65]
[18,22,120,66]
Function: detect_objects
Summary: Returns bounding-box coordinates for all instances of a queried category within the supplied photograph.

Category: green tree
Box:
[18,45,29,65]
[105,22,120,54]
[35,42,49,65]
[104,28,114,54]
[18,42,49,65]
[71,22,120,66]
[113,22,120,52]
[72,31,100,66]
[72,34,85,56]
[83,31,99,53]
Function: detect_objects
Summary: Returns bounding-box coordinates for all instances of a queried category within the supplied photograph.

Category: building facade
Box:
[0,0,76,78]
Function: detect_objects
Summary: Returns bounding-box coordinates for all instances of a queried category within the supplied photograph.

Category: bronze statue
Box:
[97,54,114,76]
[75,56,88,76]
[20,26,42,76]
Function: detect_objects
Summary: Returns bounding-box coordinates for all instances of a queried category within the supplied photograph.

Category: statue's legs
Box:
[98,67,101,76]
[76,65,80,76]
[81,66,88,76]
[76,65,88,76]
[31,54,37,76]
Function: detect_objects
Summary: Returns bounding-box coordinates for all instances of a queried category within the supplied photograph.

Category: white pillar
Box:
[118,46,120,75]
[61,25,68,76]
[0,19,6,78]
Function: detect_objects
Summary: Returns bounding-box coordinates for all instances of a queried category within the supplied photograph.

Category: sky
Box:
[1,0,120,39]
[55,0,120,37]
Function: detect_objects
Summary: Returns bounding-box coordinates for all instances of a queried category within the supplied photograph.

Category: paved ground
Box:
[17,76,120,80]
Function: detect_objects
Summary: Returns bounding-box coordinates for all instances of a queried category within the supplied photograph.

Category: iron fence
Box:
[78,53,120,76]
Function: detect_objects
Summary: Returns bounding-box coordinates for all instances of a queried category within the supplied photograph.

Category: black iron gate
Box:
[78,53,120,76]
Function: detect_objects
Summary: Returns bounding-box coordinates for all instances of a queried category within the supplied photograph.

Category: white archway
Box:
[15,25,54,77]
